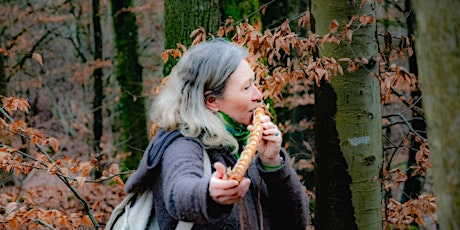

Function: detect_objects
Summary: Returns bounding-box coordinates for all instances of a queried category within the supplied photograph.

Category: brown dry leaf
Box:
[10,120,27,132]
[78,162,92,177]
[16,98,31,112]
[190,27,205,38]
[32,53,43,66]
[160,50,169,64]
[346,29,353,44]
[298,12,310,29]
[3,97,17,115]
[347,60,358,73]
[338,58,351,62]
[280,19,290,33]
[389,49,398,62]
[177,43,187,53]
[108,163,120,174]
[217,26,225,37]
[329,20,339,33]
[225,18,234,27]
[91,200,101,210]
[261,5,267,15]
[114,176,124,186]
[82,215,93,226]
[45,137,59,153]
[47,162,57,173]
[76,176,86,187]
[0,47,8,56]
[359,15,374,26]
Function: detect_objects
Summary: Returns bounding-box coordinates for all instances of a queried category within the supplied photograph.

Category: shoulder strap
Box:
[108,148,212,230]
[202,147,211,176]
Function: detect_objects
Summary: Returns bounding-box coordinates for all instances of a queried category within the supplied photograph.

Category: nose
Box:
[252,84,263,101]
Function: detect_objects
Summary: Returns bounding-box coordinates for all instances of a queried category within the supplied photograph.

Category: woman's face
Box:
[215,59,263,126]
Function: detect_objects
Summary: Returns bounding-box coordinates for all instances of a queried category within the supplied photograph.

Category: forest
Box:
[0,0,459,229]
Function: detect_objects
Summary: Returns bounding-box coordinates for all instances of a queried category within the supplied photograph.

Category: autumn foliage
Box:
[1,0,436,229]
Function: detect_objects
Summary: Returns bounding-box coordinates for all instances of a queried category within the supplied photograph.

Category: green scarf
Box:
[220,112,250,158]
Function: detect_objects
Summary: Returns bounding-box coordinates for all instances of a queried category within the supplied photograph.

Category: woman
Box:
[124,39,309,229]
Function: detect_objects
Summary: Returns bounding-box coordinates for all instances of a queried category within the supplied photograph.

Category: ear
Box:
[205,92,219,112]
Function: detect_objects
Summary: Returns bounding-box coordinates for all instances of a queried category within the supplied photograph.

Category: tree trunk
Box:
[401,0,425,206]
[312,0,382,229]
[0,55,6,96]
[164,0,222,49]
[163,0,222,76]
[412,0,460,228]
[111,0,148,169]
[92,0,104,177]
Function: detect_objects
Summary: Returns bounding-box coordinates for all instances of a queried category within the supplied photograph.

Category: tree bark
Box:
[164,0,222,49]
[0,55,6,97]
[163,0,222,76]
[412,0,460,228]
[401,0,425,206]
[92,0,104,176]
[111,0,148,169]
[92,0,103,149]
[312,0,382,229]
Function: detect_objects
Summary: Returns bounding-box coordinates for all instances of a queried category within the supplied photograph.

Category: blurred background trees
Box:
[411,0,460,229]
[1,0,455,228]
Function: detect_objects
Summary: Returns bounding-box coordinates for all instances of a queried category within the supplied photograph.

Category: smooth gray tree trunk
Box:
[312,0,382,229]
[412,0,460,228]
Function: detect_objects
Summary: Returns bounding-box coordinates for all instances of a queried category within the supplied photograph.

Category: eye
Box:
[244,77,256,90]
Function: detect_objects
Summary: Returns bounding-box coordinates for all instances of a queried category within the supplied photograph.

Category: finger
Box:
[212,162,227,179]
[238,178,251,195]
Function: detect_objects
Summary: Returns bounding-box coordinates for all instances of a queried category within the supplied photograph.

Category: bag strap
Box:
[107,143,212,230]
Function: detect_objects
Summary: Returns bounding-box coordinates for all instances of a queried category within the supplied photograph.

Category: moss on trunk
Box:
[111,0,148,169]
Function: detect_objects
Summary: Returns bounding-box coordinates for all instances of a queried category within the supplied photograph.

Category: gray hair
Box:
[150,39,249,149]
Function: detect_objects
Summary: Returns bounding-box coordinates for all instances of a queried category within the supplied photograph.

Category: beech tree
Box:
[412,0,460,228]
[312,0,382,228]
[111,0,148,169]
[0,55,6,97]
[92,0,103,152]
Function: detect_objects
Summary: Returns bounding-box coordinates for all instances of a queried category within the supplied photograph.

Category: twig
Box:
[0,106,100,229]
[382,113,426,142]
[0,106,14,122]
[35,143,100,229]
[30,218,57,230]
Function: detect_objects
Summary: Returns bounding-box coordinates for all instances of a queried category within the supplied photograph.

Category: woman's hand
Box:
[209,162,251,205]
[248,115,283,166]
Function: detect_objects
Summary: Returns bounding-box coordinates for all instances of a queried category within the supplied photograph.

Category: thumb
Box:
[212,162,227,179]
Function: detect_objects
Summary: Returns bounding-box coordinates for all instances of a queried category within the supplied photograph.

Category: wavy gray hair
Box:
[150,39,249,149]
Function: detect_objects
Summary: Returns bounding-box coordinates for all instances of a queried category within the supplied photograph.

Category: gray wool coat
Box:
[124,131,309,230]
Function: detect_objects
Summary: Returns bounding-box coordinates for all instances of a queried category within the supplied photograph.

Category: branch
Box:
[30,218,57,230]
[382,117,425,128]
[35,142,99,230]
[233,0,277,26]
[383,112,426,142]
[0,105,14,122]
[384,133,408,172]
[0,106,99,229]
